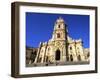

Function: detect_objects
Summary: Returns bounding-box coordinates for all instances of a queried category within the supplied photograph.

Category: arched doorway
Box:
[46,56,48,62]
[70,55,73,61]
[55,49,60,61]
[77,55,81,61]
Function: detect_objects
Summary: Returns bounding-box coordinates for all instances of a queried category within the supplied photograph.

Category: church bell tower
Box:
[51,17,69,62]
[52,17,68,41]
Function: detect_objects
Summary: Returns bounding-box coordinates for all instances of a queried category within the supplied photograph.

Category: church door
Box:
[55,49,60,61]
[78,55,81,61]
[70,55,73,61]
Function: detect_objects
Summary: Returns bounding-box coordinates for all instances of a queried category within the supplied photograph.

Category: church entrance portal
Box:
[55,49,60,61]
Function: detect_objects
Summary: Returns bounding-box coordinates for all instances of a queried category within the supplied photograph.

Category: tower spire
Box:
[56,16,64,23]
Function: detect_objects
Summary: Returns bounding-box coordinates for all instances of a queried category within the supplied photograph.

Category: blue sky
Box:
[26,12,89,48]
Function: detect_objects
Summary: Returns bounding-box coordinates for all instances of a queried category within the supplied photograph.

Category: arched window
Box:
[57,33,60,38]
[87,52,90,57]
[58,24,60,28]
[70,46,72,50]
[48,47,50,51]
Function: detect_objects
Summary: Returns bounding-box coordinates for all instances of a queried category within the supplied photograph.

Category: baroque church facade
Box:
[26,17,89,66]
[34,17,89,64]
